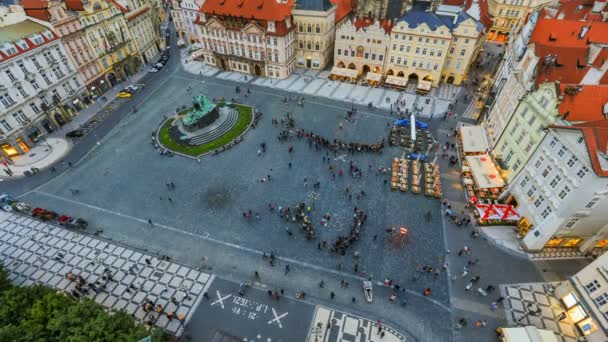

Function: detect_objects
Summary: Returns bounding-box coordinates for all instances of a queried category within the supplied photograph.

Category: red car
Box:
[32,208,58,221]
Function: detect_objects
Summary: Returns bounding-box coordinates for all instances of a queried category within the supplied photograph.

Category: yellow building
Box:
[385,4,484,87]
[75,0,141,88]
[486,0,554,42]
[293,0,337,70]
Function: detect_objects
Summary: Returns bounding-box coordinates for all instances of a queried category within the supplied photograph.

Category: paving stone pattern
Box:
[0,211,212,335]
[500,282,580,342]
[307,306,408,342]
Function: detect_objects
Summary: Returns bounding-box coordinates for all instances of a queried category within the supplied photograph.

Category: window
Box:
[406,46,410,53]
[595,293,608,306]
[390,56,394,63]
[527,185,537,197]
[512,159,521,171]
[415,47,420,54]
[449,47,455,54]
[430,49,435,56]
[465,38,470,44]
[5,70,16,81]
[586,280,602,293]
[504,149,514,164]
[577,166,589,179]
[418,37,422,42]
[528,116,536,125]
[30,79,40,90]
[460,49,466,56]
[542,166,552,177]
[379,55,383,61]
[549,175,561,188]
[337,48,341,56]
[0,119,12,131]
[12,110,28,124]
[408,36,413,41]
[422,48,427,55]
[534,195,544,208]
[18,62,28,74]
[567,157,577,167]
[520,175,530,188]
[541,206,552,219]
[525,142,533,152]
[433,63,438,70]
[558,186,571,199]
[29,102,40,113]
[586,197,601,209]
[371,53,376,61]
[437,51,442,57]
[549,137,558,147]
[578,136,585,144]
[392,44,397,51]
[534,156,544,168]
[558,146,566,157]
[565,217,578,229]
[0,94,16,107]
[397,57,401,64]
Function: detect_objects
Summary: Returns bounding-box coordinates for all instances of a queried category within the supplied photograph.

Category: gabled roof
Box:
[295,0,333,12]
[396,3,483,32]
[199,0,295,22]
[21,0,51,21]
[330,0,353,22]
[530,18,608,48]
[352,17,393,34]
[0,19,58,61]
[553,120,608,177]
[65,0,85,11]
[559,84,608,122]
[464,0,491,29]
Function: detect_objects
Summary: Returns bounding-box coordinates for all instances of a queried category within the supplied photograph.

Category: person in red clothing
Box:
[423,288,431,296]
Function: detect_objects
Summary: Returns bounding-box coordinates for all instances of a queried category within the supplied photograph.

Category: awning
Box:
[330,67,358,79]
[385,75,408,87]
[465,154,505,189]
[190,49,205,59]
[499,326,559,342]
[459,125,489,154]
[417,80,432,91]
[475,204,520,221]
[365,72,382,82]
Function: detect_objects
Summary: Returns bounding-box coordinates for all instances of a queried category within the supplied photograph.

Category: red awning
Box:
[475,204,520,221]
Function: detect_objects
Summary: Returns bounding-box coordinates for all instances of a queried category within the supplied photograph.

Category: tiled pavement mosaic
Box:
[500,283,580,342]
[0,211,212,335]
[307,306,408,342]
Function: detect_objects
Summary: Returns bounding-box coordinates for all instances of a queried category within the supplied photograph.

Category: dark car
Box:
[66,129,85,138]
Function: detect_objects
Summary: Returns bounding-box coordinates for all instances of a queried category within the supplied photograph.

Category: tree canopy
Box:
[0,263,167,342]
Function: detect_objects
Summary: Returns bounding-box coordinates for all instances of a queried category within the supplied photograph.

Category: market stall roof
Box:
[465,154,505,189]
[475,204,520,221]
[500,326,559,342]
[417,80,432,91]
[365,72,382,81]
[459,125,489,153]
[330,67,358,78]
[385,75,408,87]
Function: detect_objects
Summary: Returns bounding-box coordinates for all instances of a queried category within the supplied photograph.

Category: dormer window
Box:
[31,35,44,45]
[16,40,29,49]
[268,21,276,32]
[42,31,53,40]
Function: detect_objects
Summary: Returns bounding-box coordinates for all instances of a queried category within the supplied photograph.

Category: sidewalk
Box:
[180,50,457,118]
[0,138,71,179]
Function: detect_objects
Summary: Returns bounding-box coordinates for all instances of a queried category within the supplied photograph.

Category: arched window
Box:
[315,42,320,50]
[307,41,311,49]
[315,25,320,33]
[307,25,312,33]
[299,41,303,49]
[299,24,303,32]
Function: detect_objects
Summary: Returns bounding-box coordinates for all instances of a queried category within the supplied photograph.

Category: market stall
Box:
[329,67,359,83]
[496,326,559,342]
[475,204,520,225]
[384,75,408,89]
[416,80,432,94]
[363,72,382,86]
[458,125,489,156]
[463,154,505,200]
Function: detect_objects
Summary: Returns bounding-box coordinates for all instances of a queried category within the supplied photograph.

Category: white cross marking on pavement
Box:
[210,290,231,309]
[267,308,288,328]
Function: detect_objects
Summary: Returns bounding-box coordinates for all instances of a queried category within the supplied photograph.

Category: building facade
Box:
[171,0,202,45]
[554,252,608,341]
[486,0,554,42]
[385,4,484,87]
[123,0,161,64]
[333,17,392,75]
[506,122,608,254]
[0,18,85,160]
[491,82,559,181]
[292,0,337,70]
[76,0,141,89]
[196,0,297,79]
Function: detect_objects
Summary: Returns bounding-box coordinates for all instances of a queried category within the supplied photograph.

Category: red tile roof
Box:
[540,0,603,21]
[127,6,150,20]
[65,0,85,11]
[107,0,129,13]
[21,0,51,21]
[534,45,591,85]
[442,0,465,5]
[555,120,608,177]
[558,84,608,122]
[464,0,492,29]
[330,0,354,22]
[352,17,393,34]
[530,18,608,48]
[199,0,294,22]
[0,21,58,62]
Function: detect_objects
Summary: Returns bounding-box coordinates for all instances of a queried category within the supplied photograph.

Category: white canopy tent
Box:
[459,125,489,154]
[465,154,505,189]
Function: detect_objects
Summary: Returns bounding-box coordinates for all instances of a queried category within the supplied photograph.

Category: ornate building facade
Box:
[196,0,297,79]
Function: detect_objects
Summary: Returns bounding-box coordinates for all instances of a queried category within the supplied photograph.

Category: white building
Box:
[0,17,85,161]
[505,120,608,254]
[555,252,608,341]
[171,0,203,45]
[123,0,162,64]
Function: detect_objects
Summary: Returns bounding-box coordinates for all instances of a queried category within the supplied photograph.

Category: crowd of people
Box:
[332,208,367,256]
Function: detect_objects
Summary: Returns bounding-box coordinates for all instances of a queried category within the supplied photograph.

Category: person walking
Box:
[284,264,290,275]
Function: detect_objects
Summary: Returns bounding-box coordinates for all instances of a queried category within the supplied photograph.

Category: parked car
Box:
[148,67,159,73]
[155,62,164,69]
[117,91,133,98]
[32,208,58,221]
[66,129,85,138]
[125,85,139,93]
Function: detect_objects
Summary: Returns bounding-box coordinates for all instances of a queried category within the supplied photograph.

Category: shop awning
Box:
[499,326,559,342]
[365,72,382,82]
[190,49,205,59]
[417,80,432,91]
[475,204,520,221]
[385,75,408,87]
[459,125,489,154]
[330,67,358,79]
[465,154,505,189]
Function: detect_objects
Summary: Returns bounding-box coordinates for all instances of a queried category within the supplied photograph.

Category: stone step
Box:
[189,109,238,145]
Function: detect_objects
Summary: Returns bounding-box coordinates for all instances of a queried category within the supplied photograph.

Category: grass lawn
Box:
[158,104,253,157]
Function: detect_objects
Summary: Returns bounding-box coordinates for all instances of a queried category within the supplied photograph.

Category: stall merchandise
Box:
[411,159,421,193]
[391,158,408,192]
[424,162,442,197]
